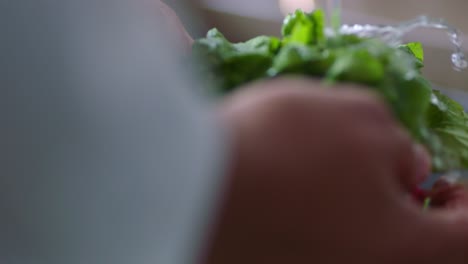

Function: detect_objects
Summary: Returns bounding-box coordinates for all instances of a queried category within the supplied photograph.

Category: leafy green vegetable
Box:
[192,28,279,92]
[426,90,468,170]
[282,9,326,45]
[326,47,384,85]
[423,197,432,211]
[269,44,330,76]
[399,42,424,69]
[192,9,468,172]
[401,42,424,62]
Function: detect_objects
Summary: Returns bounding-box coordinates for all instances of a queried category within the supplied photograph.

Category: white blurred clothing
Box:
[1,1,224,263]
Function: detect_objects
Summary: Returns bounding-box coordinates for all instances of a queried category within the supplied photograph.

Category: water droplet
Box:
[451,52,468,71]
[449,32,463,46]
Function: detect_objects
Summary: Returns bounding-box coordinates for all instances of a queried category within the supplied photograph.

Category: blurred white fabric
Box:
[1,0,225,263]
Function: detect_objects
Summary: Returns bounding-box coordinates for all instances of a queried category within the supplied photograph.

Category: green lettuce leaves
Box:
[282,9,326,45]
[426,91,468,170]
[192,29,280,92]
[192,9,468,172]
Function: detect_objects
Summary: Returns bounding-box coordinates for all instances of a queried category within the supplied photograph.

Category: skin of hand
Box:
[204,78,468,264]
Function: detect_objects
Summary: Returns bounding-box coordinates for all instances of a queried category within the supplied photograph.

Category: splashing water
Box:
[322,0,342,32]
[335,16,468,71]
[321,0,467,72]
[399,16,467,71]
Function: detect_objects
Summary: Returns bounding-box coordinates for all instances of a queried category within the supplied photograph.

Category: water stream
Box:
[323,0,467,71]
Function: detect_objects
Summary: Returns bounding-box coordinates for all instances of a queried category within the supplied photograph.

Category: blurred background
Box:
[182,0,468,103]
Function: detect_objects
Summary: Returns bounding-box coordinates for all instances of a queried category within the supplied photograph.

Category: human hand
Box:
[206,77,468,264]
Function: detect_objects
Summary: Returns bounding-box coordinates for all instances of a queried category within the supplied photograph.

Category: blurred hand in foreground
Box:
[207,78,468,264]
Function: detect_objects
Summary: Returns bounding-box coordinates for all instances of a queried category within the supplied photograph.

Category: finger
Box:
[389,127,431,190]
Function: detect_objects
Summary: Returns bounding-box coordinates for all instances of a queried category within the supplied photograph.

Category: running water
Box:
[323,0,342,32]
[398,16,467,71]
[321,0,467,71]
[336,15,468,71]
